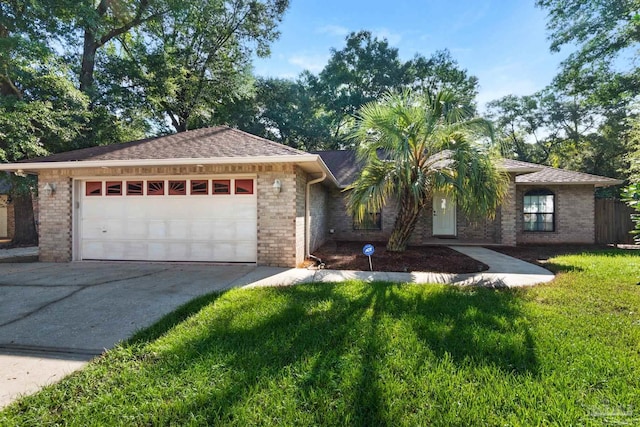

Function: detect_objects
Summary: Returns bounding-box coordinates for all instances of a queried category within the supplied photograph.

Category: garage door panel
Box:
[190,243,215,261]
[167,220,189,239]
[189,221,215,239]
[125,220,148,239]
[235,242,257,262]
[80,179,257,262]
[125,242,148,259]
[82,241,104,259]
[235,221,258,240]
[147,221,167,239]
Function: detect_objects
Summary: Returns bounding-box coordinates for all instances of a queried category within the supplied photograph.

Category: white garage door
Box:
[78,178,257,262]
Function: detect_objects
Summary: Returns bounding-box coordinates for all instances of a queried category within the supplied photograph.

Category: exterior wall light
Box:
[273,179,282,194]
[42,182,56,197]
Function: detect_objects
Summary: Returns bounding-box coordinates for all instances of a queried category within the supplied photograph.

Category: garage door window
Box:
[86,182,102,196]
[169,180,186,195]
[147,181,165,196]
[235,179,253,195]
[213,180,231,194]
[106,181,122,196]
[191,180,208,195]
[126,181,143,196]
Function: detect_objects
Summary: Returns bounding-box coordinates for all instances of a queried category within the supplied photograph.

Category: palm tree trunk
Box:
[386,194,423,252]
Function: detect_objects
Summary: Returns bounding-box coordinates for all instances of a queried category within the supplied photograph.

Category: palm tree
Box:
[346,89,508,252]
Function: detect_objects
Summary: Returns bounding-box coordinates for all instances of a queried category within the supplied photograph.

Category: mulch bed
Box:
[310,241,488,274]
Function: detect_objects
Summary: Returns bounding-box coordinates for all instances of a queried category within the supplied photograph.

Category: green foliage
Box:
[107,0,288,133]
[485,0,640,182]
[536,0,640,72]
[305,32,478,148]
[347,89,507,251]
[625,114,640,182]
[621,183,640,243]
[487,94,546,163]
[488,89,630,180]
[0,48,90,162]
[2,251,639,425]
[1,0,289,152]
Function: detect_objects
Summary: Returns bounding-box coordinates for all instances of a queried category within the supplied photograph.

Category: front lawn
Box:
[2,250,639,426]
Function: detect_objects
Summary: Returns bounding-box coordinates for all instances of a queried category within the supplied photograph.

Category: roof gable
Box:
[515,164,622,186]
[27,126,307,163]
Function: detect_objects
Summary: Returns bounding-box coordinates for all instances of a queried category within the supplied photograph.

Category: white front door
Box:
[0,195,7,238]
[432,191,456,236]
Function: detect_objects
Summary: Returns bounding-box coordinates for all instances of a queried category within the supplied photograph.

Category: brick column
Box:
[500,178,517,246]
[38,173,73,262]
[256,167,298,267]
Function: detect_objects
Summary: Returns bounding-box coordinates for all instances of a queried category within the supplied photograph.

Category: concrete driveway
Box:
[0,261,284,408]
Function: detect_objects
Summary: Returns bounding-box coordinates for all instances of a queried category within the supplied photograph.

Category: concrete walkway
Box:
[0,246,38,262]
[244,246,555,289]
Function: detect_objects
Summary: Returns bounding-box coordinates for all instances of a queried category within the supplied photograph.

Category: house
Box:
[0,126,622,267]
[0,173,13,240]
[316,150,622,247]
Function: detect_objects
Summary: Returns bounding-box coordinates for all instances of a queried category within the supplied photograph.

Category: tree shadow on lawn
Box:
[121,283,538,425]
[541,248,640,274]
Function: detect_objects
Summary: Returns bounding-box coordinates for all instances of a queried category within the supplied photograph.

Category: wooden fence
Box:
[595,198,635,245]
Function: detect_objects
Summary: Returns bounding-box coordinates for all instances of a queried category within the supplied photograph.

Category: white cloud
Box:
[289,54,330,73]
[317,24,350,37]
[373,28,402,46]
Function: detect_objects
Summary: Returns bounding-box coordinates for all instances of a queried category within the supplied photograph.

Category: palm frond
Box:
[348,87,508,230]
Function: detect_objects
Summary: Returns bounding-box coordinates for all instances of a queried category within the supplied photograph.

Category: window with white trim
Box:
[523,188,555,231]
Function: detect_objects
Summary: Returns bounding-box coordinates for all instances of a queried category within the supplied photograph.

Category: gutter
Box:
[305,171,327,259]
[0,155,323,172]
[515,180,624,187]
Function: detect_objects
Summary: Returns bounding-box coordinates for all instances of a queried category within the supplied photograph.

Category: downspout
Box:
[305,172,327,258]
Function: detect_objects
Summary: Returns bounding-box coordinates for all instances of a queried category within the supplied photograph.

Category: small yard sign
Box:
[363,244,375,271]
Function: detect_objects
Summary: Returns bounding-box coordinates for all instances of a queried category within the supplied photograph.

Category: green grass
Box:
[2,250,640,426]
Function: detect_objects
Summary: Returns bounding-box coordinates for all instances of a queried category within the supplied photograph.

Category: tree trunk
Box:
[80,30,98,95]
[11,192,38,246]
[386,194,424,252]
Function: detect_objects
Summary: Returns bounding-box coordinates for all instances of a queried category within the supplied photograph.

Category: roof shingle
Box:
[315,150,622,187]
[26,126,307,163]
[515,165,622,185]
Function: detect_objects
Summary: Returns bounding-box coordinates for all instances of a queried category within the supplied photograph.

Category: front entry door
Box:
[432,191,456,236]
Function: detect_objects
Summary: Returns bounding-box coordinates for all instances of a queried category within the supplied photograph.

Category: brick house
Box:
[0,127,622,266]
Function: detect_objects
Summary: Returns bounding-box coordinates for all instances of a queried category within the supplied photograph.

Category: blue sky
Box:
[253,0,570,110]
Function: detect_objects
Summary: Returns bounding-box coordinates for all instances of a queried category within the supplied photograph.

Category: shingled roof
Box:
[315,150,622,187]
[314,150,360,188]
[515,163,622,186]
[26,126,307,163]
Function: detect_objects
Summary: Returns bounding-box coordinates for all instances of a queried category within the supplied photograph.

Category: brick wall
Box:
[38,172,73,262]
[516,184,595,244]
[308,180,328,253]
[500,178,517,246]
[327,188,396,242]
[256,165,299,267]
[295,169,307,266]
[327,188,502,245]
